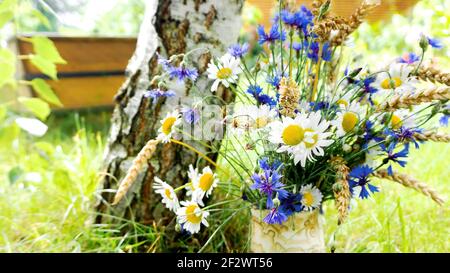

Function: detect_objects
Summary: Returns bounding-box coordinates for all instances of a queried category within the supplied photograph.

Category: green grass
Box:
[0,111,448,252]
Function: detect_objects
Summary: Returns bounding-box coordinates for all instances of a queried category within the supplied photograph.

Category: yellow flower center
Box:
[217,67,232,79]
[199,172,214,191]
[381,77,402,89]
[390,114,403,129]
[336,99,349,108]
[282,125,305,146]
[164,188,173,200]
[162,117,177,135]
[303,129,318,148]
[303,192,314,206]
[255,116,269,128]
[342,112,359,132]
[186,204,202,224]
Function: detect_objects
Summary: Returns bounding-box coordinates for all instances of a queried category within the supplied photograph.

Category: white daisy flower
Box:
[364,140,384,168]
[332,103,365,137]
[157,110,181,143]
[269,111,334,167]
[248,105,278,130]
[374,63,417,94]
[383,109,416,129]
[176,200,209,234]
[227,106,254,135]
[332,90,354,108]
[300,184,323,211]
[153,176,180,212]
[192,166,219,201]
[207,53,242,92]
[186,164,199,197]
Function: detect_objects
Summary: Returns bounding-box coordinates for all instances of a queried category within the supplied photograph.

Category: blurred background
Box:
[0,0,449,252]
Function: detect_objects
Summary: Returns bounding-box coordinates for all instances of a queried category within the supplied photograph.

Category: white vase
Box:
[250,209,326,253]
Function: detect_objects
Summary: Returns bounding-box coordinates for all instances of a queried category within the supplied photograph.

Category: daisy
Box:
[333,91,354,108]
[332,103,365,137]
[374,63,417,94]
[186,164,199,197]
[249,105,277,130]
[207,53,241,92]
[269,111,333,167]
[192,166,219,201]
[176,200,209,234]
[383,109,416,130]
[157,110,181,143]
[299,184,323,211]
[153,176,180,212]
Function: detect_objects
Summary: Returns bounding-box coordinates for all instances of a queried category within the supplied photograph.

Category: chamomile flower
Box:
[383,109,416,130]
[333,91,354,108]
[332,103,365,137]
[248,105,277,130]
[157,110,181,143]
[269,111,333,167]
[177,200,209,234]
[207,53,242,92]
[374,63,417,94]
[299,184,323,211]
[153,176,180,212]
[186,164,199,197]
[192,166,218,200]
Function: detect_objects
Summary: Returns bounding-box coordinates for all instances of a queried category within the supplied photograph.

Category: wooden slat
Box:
[247,0,418,28]
[44,76,124,109]
[17,36,136,75]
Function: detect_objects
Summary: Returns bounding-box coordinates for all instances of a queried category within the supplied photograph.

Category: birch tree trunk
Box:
[94,0,243,239]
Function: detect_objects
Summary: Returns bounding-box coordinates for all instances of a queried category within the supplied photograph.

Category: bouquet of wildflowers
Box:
[112,0,448,238]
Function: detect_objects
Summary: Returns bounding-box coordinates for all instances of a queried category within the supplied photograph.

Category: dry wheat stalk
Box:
[279,77,300,117]
[311,0,326,17]
[373,169,445,205]
[377,85,450,111]
[414,131,450,143]
[417,66,450,86]
[330,156,351,225]
[112,139,160,205]
[331,1,379,46]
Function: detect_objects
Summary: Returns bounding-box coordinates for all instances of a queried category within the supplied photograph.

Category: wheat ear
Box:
[417,66,450,86]
[377,85,450,111]
[414,131,450,143]
[331,156,351,225]
[373,169,445,205]
[112,139,160,205]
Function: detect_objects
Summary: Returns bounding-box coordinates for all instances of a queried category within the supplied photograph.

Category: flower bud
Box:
[419,34,429,52]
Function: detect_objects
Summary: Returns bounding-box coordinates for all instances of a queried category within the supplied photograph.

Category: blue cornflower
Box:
[257,24,286,45]
[309,101,331,111]
[157,54,198,82]
[263,207,288,224]
[358,76,378,104]
[144,89,176,104]
[259,157,283,172]
[427,37,443,49]
[362,120,383,146]
[228,43,249,58]
[246,85,277,107]
[306,41,332,62]
[385,127,422,149]
[251,159,288,209]
[167,66,198,82]
[181,106,200,124]
[292,42,303,52]
[348,165,378,199]
[279,193,303,216]
[398,53,420,64]
[266,73,282,89]
[440,114,449,127]
[281,10,301,28]
[381,142,409,175]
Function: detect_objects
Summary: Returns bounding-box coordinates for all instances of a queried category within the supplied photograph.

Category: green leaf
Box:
[8,166,23,184]
[30,10,51,29]
[0,0,16,29]
[31,78,63,106]
[29,55,58,80]
[0,105,7,123]
[30,36,66,64]
[0,48,16,88]
[0,10,13,29]
[18,97,51,121]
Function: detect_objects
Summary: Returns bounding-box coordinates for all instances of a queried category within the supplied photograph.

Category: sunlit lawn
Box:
[0,111,448,252]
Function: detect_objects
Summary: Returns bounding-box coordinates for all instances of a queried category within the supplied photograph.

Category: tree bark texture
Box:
[94,0,244,239]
